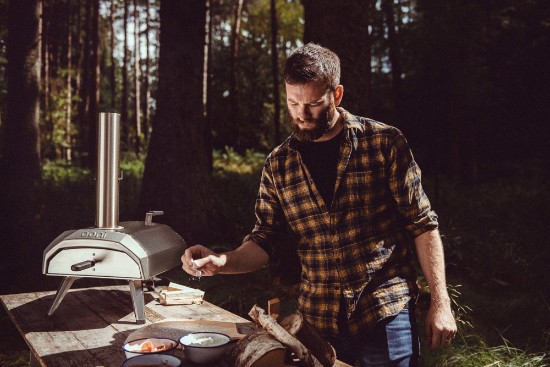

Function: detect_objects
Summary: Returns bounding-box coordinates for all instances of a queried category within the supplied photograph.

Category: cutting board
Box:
[124,319,258,343]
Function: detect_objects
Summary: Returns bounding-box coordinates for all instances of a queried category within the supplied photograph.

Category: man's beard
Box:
[289,100,336,142]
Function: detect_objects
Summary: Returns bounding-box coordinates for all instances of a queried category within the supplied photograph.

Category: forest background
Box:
[0,0,549,366]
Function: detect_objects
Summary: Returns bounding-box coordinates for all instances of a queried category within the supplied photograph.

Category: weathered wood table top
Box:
[1,285,351,367]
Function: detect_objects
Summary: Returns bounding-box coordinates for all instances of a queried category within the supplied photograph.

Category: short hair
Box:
[283,43,341,91]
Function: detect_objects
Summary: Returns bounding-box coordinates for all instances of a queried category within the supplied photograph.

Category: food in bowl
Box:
[122,337,178,359]
[120,354,181,367]
[179,332,231,364]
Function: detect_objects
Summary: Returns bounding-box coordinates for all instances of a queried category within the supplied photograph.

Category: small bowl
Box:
[179,332,231,364]
[120,354,182,367]
[122,337,179,359]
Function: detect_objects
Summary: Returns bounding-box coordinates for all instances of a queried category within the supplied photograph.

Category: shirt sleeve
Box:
[388,131,439,238]
[242,158,285,258]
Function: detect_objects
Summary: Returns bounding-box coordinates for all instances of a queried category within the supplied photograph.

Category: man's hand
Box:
[424,301,457,349]
[181,245,227,277]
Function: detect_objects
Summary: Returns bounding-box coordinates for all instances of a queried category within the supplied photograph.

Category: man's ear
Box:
[334,85,344,106]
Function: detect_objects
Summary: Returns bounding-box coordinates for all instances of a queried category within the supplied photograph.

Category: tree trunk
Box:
[202,0,213,170]
[302,0,373,117]
[88,0,100,164]
[140,0,212,243]
[143,0,151,142]
[110,0,117,110]
[270,0,281,146]
[133,0,141,156]
[122,0,130,149]
[75,0,84,98]
[382,0,403,123]
[77,0,92,166]
[66,0,73,162]
[42,0,51,148]
[229,0,244,148]
[1,0,42,269]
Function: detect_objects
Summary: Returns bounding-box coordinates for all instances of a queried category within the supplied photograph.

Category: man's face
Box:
[286,82,336,142]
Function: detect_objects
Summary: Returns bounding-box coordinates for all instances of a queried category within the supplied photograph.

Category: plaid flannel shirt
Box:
[244,108,438,337]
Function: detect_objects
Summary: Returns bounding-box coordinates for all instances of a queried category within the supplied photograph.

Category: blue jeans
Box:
[327,304,419,367]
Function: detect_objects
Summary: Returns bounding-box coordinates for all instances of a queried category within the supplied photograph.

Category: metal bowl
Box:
[179,332,231,364]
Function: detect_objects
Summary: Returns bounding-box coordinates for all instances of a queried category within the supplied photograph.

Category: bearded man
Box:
[182,43,456,367]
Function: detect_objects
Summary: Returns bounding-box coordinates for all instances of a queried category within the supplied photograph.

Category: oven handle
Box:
[71,260,96,271]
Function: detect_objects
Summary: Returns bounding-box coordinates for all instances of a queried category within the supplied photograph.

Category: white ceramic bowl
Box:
[122,337,179,359]
[120,354,181,367]
[179,332,231,364]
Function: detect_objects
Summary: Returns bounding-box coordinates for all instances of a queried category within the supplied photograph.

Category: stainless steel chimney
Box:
[96,112,121,229]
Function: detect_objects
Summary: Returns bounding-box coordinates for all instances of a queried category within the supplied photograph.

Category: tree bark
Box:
[270,0,281,146]
[229,0,244,148]
[143,0,151,141]
[110,0,117,110]
[248,306,324,367]
[88,0,100,164]
[66,0,73,162]
[77,0,92,166]
[122,0,130,148]
[279,312,336,367]
[382,0,403,123]
[228,331,287,367]
[140,0,212,243]
[2,0,42,266]
[302,0,373,117]
[133,0,141,156]
[203,0,213,170]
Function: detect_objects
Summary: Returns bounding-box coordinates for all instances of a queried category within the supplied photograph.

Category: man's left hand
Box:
[424,301,457,349]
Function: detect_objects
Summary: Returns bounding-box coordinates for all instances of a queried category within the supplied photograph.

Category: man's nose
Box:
[297,106,311,121]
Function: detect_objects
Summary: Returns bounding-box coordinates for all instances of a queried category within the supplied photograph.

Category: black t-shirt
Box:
[295,128,345,210]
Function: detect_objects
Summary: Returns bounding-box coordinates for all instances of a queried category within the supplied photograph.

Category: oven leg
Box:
[47,276,77,317]
[129,279,146,324]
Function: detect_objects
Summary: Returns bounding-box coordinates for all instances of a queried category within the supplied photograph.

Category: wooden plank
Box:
[1,291,100,367]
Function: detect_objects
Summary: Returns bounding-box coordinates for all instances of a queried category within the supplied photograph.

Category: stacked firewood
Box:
[228,304,336,367]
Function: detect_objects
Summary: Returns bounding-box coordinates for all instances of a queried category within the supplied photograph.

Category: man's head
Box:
[283,42,341,91]
[284,43,344,142]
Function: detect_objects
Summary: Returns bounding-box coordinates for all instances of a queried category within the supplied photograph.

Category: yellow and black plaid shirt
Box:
[244,108,438,337]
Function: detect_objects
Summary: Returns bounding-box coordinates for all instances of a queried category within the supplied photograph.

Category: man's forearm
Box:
[414,229,451,305]
[219,240,270,274]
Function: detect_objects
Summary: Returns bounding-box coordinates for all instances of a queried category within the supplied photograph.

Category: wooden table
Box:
[1,285,351,367]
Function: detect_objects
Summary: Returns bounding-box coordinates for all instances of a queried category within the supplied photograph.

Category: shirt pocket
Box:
[341,168,389,210]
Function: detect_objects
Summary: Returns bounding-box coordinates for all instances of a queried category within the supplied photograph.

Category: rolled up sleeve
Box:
[388,132,439,238]
[243,159,285,258]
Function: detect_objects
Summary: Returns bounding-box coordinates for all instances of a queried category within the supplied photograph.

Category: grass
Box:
[1,154,548,366]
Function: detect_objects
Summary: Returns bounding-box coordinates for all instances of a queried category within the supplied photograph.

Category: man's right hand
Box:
[181,245,227,277]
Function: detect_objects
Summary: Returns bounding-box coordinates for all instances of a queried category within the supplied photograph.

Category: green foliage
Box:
[422,335,548,367]
[212,146,265,174]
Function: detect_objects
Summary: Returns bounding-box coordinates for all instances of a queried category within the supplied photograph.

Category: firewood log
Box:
[279,312,336,367]
[248,305,325,367]
[227,330,287,367]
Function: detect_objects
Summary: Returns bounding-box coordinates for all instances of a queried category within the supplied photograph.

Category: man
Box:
[182,43,456,366]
